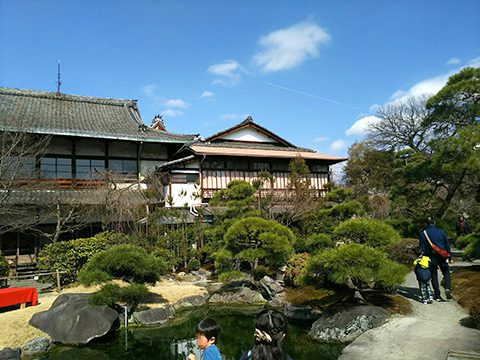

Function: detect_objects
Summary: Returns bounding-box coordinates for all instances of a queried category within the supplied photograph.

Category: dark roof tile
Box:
[0,87,197,143]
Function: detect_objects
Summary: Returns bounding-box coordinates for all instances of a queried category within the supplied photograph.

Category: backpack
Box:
[415,259,431,282]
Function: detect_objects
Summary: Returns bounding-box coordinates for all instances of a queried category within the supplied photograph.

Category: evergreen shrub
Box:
[333,218,401,248]
[305,243,408,290]
[188,258,201,272]
[212,249,233,273]
[463,234,480,260]
[0,252,9,278]
[37,232,116,285]
[78,244,167,286]
[456,234,475,250]
[218,270,244,283]
[89,283,149,307]
[386,238,419,266]
[252,265,270,281]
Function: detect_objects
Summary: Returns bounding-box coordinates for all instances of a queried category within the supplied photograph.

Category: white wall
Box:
[220,128,275,143]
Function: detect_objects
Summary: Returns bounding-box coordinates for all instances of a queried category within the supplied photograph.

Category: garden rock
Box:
[209,287,266,304]
[259,276,284,299]
[20,336,51,356]
[0,347,21,360]
[309,305,390,342]
[29,293,119,345]
[284,304,322,321]
[175,294,208,309]
[268,292,288,307]
[132,304,175,325]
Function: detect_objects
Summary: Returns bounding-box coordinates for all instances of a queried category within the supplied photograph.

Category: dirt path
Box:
[340,261,480,360]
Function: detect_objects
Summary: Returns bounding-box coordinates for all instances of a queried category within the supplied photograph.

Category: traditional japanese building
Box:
[158,116,347,207]
[0,87,196,262]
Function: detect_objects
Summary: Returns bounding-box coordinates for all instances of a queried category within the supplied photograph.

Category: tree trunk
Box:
[436,167,468,219]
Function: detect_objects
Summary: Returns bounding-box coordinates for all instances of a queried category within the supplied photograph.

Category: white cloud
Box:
[466,56,480,68]
[163,109,184,117]
[201,91,215,98]
[220,113,249,121]
[346,116,381,136]
[253,21,331,73]
[446,57,461,65]
[164,98,190,109]
[313,136,328,143]
[142,83,163,107]
[208,60,242,86]
[330,139,348,152]
[388,74,449,105]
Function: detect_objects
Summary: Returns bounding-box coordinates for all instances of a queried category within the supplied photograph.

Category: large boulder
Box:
[0,347,20,360]
[20,336,51,356]
[259,276,284,299]
[175,295,208,309]
[309,305,390,343]
[209,287,266,305]
[132,304,175,325]
[29,293,119,345]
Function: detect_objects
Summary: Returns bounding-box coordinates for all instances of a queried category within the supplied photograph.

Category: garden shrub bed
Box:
[451,265,480,329]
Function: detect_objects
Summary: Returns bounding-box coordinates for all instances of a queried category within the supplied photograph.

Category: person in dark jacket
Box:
[419,217,452,301]
[455,215,472,237]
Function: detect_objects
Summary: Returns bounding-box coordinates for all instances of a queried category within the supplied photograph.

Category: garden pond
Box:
[38,306,345,360]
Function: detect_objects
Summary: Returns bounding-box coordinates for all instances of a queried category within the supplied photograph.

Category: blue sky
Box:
[1,0,479,158]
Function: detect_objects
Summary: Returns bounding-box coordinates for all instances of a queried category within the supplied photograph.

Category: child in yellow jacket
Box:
[414,255,434,304]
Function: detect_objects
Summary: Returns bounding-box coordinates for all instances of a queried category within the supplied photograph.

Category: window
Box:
[203,160,225,170]
[271,161,289,171]
[251,161,270,170]
[76,159,105,179]
[108,159,137,175]
[310,164,329,173]
[226,160,248,170]
[0,156,36,179]
[171,173,199,184]
[40,157,72,179]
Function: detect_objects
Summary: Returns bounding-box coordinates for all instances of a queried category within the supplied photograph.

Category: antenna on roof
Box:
[56,60,62,95]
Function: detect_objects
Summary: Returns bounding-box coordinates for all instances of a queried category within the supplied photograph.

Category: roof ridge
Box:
[0,87,134,107]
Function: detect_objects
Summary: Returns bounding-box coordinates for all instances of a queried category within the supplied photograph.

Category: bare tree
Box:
[368,96,432,153]
[0,130,51,234]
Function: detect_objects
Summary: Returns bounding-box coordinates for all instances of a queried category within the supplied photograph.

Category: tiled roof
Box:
[194,141,316,152]
[189,144,347,162]
[0,87,197,143]
[0,189,161,206]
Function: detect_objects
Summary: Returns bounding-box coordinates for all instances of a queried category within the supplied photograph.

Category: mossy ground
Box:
[451,265,480,328]
[285,285,412,315]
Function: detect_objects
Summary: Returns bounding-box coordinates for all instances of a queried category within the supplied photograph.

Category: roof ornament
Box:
[56,60,62,96]
[138,124,148,132]
[151,114,166,131]
[246,115,253,122]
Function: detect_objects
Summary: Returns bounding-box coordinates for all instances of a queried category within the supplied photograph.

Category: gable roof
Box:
[205,116,295,147]
[0,87,197,143]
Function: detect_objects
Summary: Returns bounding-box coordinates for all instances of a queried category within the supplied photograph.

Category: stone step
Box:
[447,350,480,360]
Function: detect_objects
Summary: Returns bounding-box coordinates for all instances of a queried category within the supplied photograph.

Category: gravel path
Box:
[339,261,480,360]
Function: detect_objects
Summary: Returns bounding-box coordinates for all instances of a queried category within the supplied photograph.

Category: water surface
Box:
[39,306,344,360]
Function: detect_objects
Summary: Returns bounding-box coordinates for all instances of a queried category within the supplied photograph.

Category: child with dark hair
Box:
[414,253,434,304]
[188,318,222,360]
[240,309,292,360]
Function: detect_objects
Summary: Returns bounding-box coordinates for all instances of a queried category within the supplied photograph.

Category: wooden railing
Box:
[6,177,138,190]
[202,187,327,200]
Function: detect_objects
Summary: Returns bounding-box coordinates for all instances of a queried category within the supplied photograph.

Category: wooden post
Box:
[56,269,61,293]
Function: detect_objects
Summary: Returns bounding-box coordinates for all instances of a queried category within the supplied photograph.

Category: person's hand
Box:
[449,258,454,264]
[187,353,196,360]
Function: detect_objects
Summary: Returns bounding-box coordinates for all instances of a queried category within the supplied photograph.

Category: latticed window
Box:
[40,157,72,179]
[76,159,105,179]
